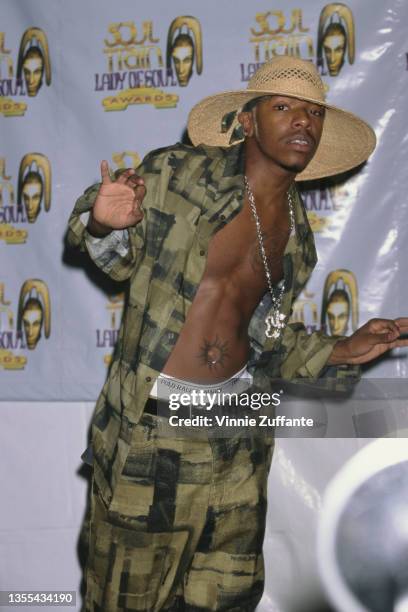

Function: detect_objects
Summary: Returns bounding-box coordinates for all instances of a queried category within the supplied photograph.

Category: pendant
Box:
[265,312,286,339]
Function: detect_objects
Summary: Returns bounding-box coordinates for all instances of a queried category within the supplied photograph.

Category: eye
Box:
[274,104,289,111]
[311,107,325,117]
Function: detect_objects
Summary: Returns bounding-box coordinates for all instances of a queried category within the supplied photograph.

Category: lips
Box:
[286,133,315,151]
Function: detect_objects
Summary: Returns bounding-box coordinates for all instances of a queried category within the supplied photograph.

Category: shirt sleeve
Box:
[77,210,131,275]
[67,144,199,282]
[278,322,361,390]
[66,175,145,282]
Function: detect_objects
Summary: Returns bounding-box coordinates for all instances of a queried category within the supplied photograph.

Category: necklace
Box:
[244,175,295,340]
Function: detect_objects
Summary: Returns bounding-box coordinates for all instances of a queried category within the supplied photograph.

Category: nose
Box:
[292,107,311,129]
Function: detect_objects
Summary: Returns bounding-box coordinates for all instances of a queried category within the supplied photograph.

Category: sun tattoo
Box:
[197,335,230,370]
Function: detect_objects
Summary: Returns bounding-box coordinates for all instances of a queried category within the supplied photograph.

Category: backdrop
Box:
[1,0,407,609]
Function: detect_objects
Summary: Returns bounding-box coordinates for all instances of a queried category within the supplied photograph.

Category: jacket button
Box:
[220,214,226,220]
[199,249,205,256]
[146,376,151,382]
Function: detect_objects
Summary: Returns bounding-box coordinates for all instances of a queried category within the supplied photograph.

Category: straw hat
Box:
[187,56,376,181]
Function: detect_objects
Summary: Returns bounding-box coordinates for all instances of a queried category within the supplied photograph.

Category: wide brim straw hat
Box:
[188,56,376,181]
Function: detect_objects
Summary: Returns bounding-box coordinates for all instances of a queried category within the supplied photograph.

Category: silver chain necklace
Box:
[244,175,295,340]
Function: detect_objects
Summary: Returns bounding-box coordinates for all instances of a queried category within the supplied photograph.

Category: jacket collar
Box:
[196,142,310,241]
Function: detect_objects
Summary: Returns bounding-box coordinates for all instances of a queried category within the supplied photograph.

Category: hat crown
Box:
[248,56,326,102]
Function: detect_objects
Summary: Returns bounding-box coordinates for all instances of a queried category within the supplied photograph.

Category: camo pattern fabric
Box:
[83,413,273,611]
[68,141,359,506]
[68,142,359,611]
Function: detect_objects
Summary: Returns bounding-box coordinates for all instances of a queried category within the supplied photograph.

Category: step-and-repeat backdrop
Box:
[1,0,408,400]
[2,2,407,610]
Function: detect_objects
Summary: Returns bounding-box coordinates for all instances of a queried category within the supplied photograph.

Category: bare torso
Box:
[162,195,292,383]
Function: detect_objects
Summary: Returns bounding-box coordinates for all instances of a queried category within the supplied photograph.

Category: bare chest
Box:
[203,202,291,292]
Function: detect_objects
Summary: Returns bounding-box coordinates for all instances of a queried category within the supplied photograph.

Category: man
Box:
[68,57,408,611]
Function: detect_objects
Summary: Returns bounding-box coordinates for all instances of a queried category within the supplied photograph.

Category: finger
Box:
[132,194,144,211]
[369,318,397,331]
[395,317,408,329]
[133,184,146,203]
[386,322,400,337]
[126,174,145,187]
[116,169,136,184]
[369,320,400,338]
[367,331,399,345]
[389,339,408,349]
[100,160,112,185]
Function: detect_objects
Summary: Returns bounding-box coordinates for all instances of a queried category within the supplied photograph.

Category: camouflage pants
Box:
[82,413,274,611]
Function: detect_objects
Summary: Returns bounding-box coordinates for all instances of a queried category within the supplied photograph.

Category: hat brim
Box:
[187,90,376,181]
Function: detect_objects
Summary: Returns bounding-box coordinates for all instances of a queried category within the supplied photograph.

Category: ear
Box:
[237,111,254,137]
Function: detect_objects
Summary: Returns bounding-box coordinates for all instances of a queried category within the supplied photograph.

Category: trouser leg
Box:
[183,433,274,611]
[82,417,274,611]
[83,415,213,612]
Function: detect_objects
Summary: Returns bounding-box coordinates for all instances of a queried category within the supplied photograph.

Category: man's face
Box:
[323,33,346,76]
[241,95,325,175]
[327,298,350,336]
[171,43,194,86]
[22,304,43,349]
[23,56,44,96]
[22,178,43,223]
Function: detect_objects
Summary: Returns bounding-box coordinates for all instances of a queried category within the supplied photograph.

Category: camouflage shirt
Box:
[67,142,358,505]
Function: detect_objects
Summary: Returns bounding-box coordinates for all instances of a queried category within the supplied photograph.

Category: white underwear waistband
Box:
[149,364,253,401]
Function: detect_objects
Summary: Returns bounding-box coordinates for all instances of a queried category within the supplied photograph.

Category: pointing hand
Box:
[88,160,146,236]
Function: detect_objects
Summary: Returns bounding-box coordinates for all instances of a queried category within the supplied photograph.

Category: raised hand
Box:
[328,317,408,365]
[88,161,146,236]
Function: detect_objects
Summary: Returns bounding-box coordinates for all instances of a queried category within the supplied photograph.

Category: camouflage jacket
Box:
[67,142,358,506]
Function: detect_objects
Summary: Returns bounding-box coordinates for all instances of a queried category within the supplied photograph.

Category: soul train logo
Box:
[241,9,313,81]
[95,293,124,365]
[299,170,362,236]
[0,280,51,370]
[240,3,355,82]
[0,28,51,117]
[290,269,358,336]
[0,154,51,244]
[96,16,202,111]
